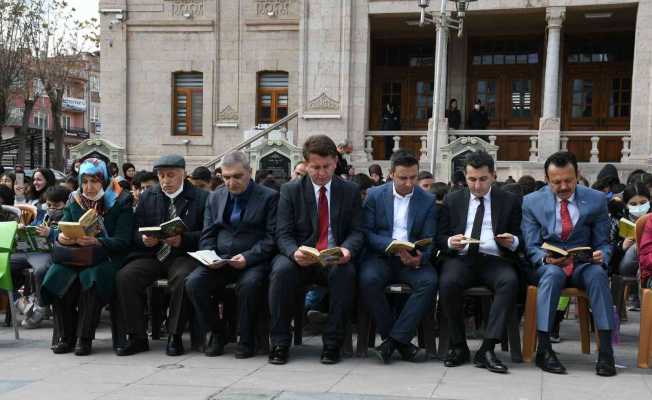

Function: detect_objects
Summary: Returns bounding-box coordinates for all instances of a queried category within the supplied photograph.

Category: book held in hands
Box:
[139,217,187,239]
[187,250,232,269]
[298,245,343,267]
[618,218,636,240]
[542,242,593,264]
[58,209,100,240]
[385,238,432,254]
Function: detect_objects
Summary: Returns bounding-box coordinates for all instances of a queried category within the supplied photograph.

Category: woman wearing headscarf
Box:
[41,158,134,356]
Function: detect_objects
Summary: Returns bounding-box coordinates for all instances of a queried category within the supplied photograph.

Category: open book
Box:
[187,250,232,269]
[542,242,593,264]
[58,209,99,240]
[298,245,343,267]
[16,225,51,252]
[385,238,432,254]
[460,237,484,245]
[139,217,187,239]
[618,218,636,240]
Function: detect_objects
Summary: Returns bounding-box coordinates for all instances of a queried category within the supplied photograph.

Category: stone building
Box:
[99,0,650,182]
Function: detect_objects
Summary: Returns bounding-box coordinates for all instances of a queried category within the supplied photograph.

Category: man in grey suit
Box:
[359,150,437,364]
[185,151,278,359]
[268,135,364,365]
[522,151,616,377]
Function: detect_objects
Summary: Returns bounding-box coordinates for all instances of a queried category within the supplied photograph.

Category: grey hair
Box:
[220,151,251,170]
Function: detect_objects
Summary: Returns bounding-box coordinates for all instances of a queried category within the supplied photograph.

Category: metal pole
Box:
[429,0,447,174]
[41,95,46,167]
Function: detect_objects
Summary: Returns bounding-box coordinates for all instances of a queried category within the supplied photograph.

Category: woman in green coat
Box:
[41,158,134,356]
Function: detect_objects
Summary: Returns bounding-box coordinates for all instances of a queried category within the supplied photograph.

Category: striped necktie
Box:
[156,199,177,262]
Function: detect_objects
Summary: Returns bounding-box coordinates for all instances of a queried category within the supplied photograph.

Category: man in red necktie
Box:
[522,151,616,377]
[269,135,364,365]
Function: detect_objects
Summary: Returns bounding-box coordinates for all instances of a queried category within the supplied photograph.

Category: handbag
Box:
[52,241,108,268]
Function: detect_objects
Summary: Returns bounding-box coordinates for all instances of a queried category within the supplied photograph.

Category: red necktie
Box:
[560,199,574,277]
[316,186,329,251]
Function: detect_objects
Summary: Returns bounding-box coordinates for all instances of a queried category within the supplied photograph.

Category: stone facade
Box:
[100,0,651,183]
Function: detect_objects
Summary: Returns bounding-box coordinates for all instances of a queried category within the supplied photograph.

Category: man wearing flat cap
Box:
[116,154,209,356]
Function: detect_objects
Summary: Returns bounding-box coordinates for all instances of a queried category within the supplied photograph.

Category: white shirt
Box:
[392,184,413,242]
[554,193,580,237]
[312,179,335,248]
[448,188,519,256]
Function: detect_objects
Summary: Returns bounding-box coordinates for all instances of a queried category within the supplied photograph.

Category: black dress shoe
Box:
[268,345,289,365]
[473,349,508,373]
[444,346,470,367]
[535,348,567,374]
[596,354,617,377]
[235,343,255,359]
[166,334,184,356]
[116,337,149,356]
[52,337,75,354]
[320,345,341,365]
[373,338,397,364]
[205,332,225,357]
[74,338,92,356]
[396,342,427,363]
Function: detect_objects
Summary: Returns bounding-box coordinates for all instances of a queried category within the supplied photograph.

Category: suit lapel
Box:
[571,188,585,239]
[544,187,557,238]
[302,176,318,235]
[490,188,499,234]
[459,189,471,234]
[216,188,228,224]
[329,178,342,244]
[384,183,394,230]
[407,189,418,240]
[238,185,260,230]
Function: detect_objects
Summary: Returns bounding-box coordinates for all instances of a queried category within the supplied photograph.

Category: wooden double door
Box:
[467,65,541,160]
[562,63,632,162]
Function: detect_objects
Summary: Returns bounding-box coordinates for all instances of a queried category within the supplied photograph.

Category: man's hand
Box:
[399,249,422,268]
[77,236,99,247]
[58,233,76,246]
[545,254,569,266]
[163,235,182,248]
[622,238,634,251]
[337,247,352,265]
[293,249,314,267]
[495,233,514,248]
[142,235,160,248]
[449,234,466,251]
[229,254,247,270]
[592,250,604,265]
[35,225,51,238]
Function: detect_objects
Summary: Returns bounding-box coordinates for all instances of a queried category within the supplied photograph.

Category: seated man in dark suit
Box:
[522,151,616,377]
[268,135,364,365]
[359,150,438,364]
[116,155,209,357]
[437,150,522,373]
[185,151,278,358]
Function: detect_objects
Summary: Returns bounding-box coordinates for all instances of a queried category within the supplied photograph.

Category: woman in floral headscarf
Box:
[41,158,134,356]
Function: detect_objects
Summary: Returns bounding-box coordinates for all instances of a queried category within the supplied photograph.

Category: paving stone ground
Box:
[1,309,651,400]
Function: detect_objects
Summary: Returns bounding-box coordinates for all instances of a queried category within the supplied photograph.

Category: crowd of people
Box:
[2,134,651,379]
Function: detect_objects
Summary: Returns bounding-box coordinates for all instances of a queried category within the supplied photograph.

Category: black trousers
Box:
[268,254,355,348]
[439,254,519,347]
[185,263,269,347]
[116,255,197,339]
[52,280,102,341]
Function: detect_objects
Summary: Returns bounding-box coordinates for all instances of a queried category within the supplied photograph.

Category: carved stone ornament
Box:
[539,117,561,131]
[306,92,340,112]
[164,0,205,17]
[218,105,239,121]
[256,0,290,17]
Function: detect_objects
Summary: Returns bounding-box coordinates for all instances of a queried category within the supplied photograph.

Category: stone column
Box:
[629,0,652,165]
[432,17,450,179]
[537,7,565,161]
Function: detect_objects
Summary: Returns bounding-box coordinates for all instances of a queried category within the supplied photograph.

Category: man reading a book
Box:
[359,150,438,364]
[268,135,364,365]
[116,154,209,357]
[185,151,278,359]
[522,151,616,376]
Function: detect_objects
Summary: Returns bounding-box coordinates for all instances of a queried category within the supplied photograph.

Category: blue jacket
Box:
[521,184,612,269]
[362,182,437,266]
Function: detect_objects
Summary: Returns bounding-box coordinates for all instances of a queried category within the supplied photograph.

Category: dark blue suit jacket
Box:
[362,182,437,266]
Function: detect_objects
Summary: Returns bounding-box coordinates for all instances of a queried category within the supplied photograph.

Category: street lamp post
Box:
[418,0,475,174]
[41,95,46,168]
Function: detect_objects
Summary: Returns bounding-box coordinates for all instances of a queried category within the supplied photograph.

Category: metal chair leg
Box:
[7,290,20,339]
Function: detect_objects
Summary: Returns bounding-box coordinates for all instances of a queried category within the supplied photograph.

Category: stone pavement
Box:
[1,310,651,400]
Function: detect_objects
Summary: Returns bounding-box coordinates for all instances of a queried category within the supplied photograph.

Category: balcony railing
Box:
[365,129,632,163]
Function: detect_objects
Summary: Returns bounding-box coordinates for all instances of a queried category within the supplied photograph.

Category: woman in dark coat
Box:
[41,158,134,356]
